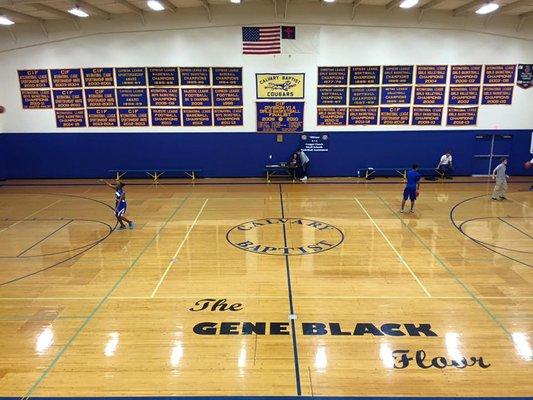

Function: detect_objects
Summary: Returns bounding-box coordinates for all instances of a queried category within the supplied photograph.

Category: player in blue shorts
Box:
[101,180,135,230]
[400,164,421,213]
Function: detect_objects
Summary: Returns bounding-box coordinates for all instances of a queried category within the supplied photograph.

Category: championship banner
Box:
[256,73,305,99]
[517,64,532,89]
[256,101,304,133]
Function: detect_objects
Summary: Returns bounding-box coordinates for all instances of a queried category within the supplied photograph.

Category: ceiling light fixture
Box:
[147,0,165,11]
[323,0,336,3]
[476,2,499,14]
[68,7,89,17]
[0,16,15,25]
[230,0,241,4]
[399,0,419,8]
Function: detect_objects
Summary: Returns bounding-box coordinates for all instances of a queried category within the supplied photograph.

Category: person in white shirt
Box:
[297,149,310,181]
[437,151,453,179]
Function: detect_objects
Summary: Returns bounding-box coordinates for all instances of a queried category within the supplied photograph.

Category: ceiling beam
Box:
[351,0,362,20]
[115,0,143,15]
[453,0,486,16]
[492,0,532,15]
[385,0,402,11]
[420,0,447,10]
[199,0,211,21]
[0,6,43,22]
[30,3,80,28]
[519,10,533,19]
[160,0,177,12]
[70,0,111,19]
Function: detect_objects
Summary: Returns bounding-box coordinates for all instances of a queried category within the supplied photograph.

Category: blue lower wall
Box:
[1,130,532,179]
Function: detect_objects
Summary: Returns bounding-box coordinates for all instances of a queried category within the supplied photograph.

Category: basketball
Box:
[0,105,5,114]
[525,161,532,169]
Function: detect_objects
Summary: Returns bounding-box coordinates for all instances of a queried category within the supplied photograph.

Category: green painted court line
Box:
[21,193,192,400]
[0,315,87,321]
[373,191,514,340]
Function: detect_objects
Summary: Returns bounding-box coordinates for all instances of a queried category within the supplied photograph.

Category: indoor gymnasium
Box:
[0,1,532,399]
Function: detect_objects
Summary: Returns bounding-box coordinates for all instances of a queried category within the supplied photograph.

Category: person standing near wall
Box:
[297,149,310,181]
[437,151,453,179]
[491,158,510,200]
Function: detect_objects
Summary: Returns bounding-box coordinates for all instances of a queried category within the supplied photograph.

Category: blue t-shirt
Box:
[405,170,421,188]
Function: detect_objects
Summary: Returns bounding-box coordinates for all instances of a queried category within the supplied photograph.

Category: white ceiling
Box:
[0,0,532,23]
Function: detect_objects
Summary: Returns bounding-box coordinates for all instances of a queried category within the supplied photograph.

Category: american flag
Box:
[242,26,281,55]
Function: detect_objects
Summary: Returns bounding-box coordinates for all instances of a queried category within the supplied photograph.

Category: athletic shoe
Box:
[499,196,507,200]
[301,176,308,181]
[117,225,127,230]
[400,209,405,213]
[129,221,136,229]
[409,209,415,213]
[491,197,500,201]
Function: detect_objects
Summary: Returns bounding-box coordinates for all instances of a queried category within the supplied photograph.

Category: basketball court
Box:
[0,178,531,398]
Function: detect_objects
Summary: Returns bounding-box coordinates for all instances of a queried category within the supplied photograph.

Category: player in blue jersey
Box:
[101,180,135,230]
[400,164,421,213]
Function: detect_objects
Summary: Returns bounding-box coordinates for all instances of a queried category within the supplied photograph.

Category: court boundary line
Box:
[150,198,209,298]
[373,192,516,341]
[279,184,302,396]
[0,199,62,234]
[354,197,431,298]
[20,193,192,400]
[498,217,533,240]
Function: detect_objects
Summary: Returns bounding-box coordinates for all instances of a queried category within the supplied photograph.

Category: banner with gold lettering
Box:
[256,73,305,99]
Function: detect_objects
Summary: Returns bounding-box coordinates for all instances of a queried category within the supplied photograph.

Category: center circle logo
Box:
[226,218,344,256]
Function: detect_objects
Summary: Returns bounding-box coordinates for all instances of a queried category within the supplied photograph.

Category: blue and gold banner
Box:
[484,65,516,84]
[117,88,148,107]
[379,107,410,125]
[83,68,114,87]
[213,68,242,86]
[53,89,84,109]
[149,88,180,107]
[55,109,86,128]
[349,87,379,106]
[256,73,305,99]
[448,86,480,105]
[119,108,149,127]
[317,107,347,126]
[350,66,380,85]
[450,65,482,85]
[481,85,513,105]
[414,86,445,105]
[317,87,347,106]
[382,66,413,85]
[416,65,447,85]
[213,88,243,107]
[214,108,243,126]
[116,67,146,86]
[183,108,213,126]
[348,107,378,125]
[256,101,304,133]
[50,69,82,88]
[180,67,210,86]
[151,108,181,126]
[447,107,478,126]
[18,69,50,89]
[412,107,443,126]
[318,67,348,85]
[87,108,118,127]
[182,88,212,107]
[21,90,52,109]
[517,64,532,89]
[85,88,116,108]
[380,86,412,104]
[148,67,179,86]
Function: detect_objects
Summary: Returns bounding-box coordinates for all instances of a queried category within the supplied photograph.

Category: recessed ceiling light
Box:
[147,0,165,11]
[399,0,419,8]
[476,2,499,14]
[0,16,15,25]
[323,0,335,3]
[230,0,241,4]
[68,7,89,18]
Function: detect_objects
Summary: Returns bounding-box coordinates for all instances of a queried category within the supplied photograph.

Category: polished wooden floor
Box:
[0,178,531,397]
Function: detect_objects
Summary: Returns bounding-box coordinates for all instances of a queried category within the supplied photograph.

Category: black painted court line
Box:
[498,217,533,240]
[17,220,73,257]
[279,184,302,396]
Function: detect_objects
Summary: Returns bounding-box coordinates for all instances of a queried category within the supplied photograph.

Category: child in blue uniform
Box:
[400,164,421,213]
[101,180,135,230]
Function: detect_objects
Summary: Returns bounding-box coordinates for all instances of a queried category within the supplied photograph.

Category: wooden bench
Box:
[358,167,443,180]
[109,169,202,181]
